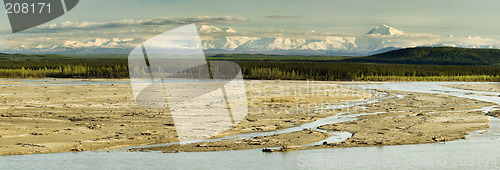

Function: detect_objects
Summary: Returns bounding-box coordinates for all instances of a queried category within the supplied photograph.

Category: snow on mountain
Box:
[202,24,413,53]
[62,38,134,49]
[201,36,256,51]
[235,37,308,51]
[221,27,237,33]
[6,38,136,54]
[355,37,388,51]
[366,24,405,36]
[198,25,223,34]
[427,36,500,49]
[198,25,237,34]
[299,37,357,51]
[5,24,500,55]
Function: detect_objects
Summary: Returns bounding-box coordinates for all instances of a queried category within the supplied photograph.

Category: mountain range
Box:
[4,24,500,55]
[198,24,500,56]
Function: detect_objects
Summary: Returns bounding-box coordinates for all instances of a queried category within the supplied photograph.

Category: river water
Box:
[1,81,499,169]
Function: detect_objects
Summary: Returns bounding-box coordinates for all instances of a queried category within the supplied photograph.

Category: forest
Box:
[344,47,500,66]
[0,47,499,81]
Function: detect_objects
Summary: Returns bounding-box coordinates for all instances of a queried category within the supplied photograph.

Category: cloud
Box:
[264,15,302,19]
[24,16,249,33]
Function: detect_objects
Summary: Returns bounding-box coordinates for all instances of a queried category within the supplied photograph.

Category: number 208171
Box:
[5,3,51,14]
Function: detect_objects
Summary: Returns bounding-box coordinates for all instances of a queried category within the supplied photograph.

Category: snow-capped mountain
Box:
[221,27,237,33]
[61,38,134,49]
[6,38,136,54]
[199,25,405,55]
[366,24,405,36]
[201,36,256,51]
[198,25,500,55]
[4,24,500,55]
[198,25,238,34]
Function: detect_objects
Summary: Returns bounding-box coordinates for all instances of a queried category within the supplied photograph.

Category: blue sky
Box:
[1,0,499,37]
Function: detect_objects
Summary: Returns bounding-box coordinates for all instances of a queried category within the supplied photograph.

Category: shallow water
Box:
[1,81,499,169]
[0,79,227,87]
[1,119,499,170]
[128,90,392,149]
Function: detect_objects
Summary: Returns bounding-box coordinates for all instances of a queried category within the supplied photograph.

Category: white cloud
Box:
[264,15,302,19]
[25,16,249,33]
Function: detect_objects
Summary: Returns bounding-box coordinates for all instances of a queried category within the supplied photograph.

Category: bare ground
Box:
[0,80,371,155]
[0,80,496,155]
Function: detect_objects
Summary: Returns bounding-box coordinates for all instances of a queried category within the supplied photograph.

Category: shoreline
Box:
[133,89,495,153]
[0,79,498,155]
[1,77,500,82]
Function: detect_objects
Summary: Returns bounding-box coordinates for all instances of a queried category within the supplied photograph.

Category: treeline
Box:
[0,56,499,82]
[238,61,500,81]
[0,60,128,78]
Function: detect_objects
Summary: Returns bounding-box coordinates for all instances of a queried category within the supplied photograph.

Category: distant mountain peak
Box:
[367,24,405,36]
[199,25,223,33]
[221,27,237,33]
[199,25,237,34]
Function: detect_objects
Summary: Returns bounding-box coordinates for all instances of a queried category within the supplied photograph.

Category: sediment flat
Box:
[137,89,493,153]
[445,83,500,93]
[0,80,371,155]
[0,80,496,155]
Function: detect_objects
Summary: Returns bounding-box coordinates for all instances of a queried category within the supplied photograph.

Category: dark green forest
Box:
[239,61,500,81]
[0,47,499,81]
[344,47,500,66]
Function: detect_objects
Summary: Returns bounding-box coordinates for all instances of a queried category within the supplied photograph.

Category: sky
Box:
[1,0,500,53]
